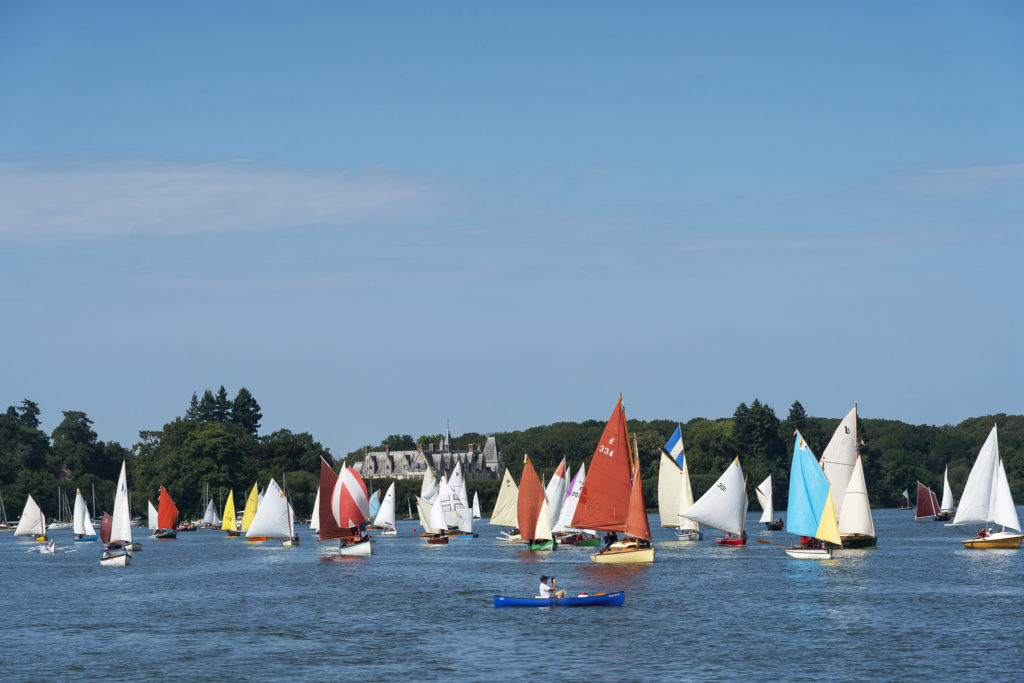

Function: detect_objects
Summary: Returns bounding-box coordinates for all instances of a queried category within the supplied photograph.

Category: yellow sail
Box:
[221,490,236,531]
[240,484,259,532]
[815,491,842,546]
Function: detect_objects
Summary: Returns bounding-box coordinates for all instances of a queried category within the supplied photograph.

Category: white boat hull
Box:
[338,538,375,556]
[675,529,702,541]
[100,551,131,566]
[785,547,833,560]
[381,529,397,536]
[497,532,522,543]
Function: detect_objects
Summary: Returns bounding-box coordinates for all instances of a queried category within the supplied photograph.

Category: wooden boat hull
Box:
[225,530,240,537]
[526,540,555,551]
[715,537,746,546]
[591,546,655,564]
[765,522,783,531]
[785,547,833,559]
[153,529,177,539]
[840,534,877,549]
[427,536,449,545]
[339,538,375,555]
[100,551,131,566]
[494,591,625,608]
[961,532,1023,549]
[282,537,299,547]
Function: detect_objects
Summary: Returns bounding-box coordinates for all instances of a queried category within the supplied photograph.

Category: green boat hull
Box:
[527,540,555,551]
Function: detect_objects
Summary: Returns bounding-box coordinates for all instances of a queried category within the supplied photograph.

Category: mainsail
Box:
[517,456,553,542]
[368,489,381,521]
[658,450,698,532]
[330,466,370,537]
[755,475,773,524]
[838,455,875,537]
[374,482,397,531]
[222,490,237,532]
[148,500,158,530]
[111,461,134,544]
[544,459,567,526]
[940,466,955,515]
[682,457,747,535]
[157,485,179,531]
[952,425,1020,532]
[915,482,941,520]
[489,468,519,527]
[13,495,46,538]
[553,464,587,533]
[246,479,294,538]
[240,484,259,532]
[73,489,96,537]
[309,488,320,532]
[820,405,859,517]
[472,491,481,519]
[572,396,633,532]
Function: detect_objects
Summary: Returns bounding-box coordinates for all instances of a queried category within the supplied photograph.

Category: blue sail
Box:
[368,489,380,520]
[786,431,836,540]
[665,425,685,466]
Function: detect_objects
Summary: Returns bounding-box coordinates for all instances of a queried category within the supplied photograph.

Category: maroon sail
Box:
[100,513,113,544]
[915,481,941,519]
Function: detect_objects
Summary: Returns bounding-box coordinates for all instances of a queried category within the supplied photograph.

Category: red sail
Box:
[317,458,346,541]
[915,481,940,519]
[157,486,179,529]
[624,467,652,541]
[334,467,370,537]
[517,456,545,540]
[572,397,633,531]
[100,513,113,544]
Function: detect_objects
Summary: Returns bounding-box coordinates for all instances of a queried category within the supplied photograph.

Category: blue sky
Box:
[2,2,1022,452]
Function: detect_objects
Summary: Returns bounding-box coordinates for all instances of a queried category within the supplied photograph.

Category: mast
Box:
[91,483,96,519]
[740,476,747,534]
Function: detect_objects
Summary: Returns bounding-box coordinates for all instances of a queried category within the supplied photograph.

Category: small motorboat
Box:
[493,591,625,608]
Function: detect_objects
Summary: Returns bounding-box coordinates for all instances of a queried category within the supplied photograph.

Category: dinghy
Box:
[72,489,97,541]
[318,458,374,556]
[938,465,955,520]
[784,431,841,559]
[952,425,1022,549]
[245,478,298,546]
[915,481,942,521]
[898,489,912,510]
[518,456,555,551]
[153,485,178,538]
[374,482,397,536]
[493,591,625,608]
[756,475,783,530]
[147,500,158,533]
[573,396,655,564]
[821,404,876,547]
[472,492,481,519]
[683,457,748,546]
[222,490,239,536]
[658,426,702,541]
[554,464,599,546]
[101,461,134,566]
[239,484,259,534]
[13,495,48,542]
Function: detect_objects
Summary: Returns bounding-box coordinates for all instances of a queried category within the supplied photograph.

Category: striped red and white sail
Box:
[332,466,370,531]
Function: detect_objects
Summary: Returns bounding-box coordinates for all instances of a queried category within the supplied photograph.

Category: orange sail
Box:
[624,467,652,541]
[157,486,179,529]
[517,456,545,540]
[572,396,634,531]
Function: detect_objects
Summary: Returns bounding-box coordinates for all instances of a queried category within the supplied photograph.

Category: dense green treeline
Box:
[3,392,1023,524]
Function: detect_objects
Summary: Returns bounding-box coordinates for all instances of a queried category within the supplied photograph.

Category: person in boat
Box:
[776,518,783,527]
[740,529,747,542]
[603,531,617,550]
[977,527,988,538]
[539,575,565,599]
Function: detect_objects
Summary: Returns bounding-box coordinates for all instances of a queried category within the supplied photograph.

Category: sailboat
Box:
[49,488,72,529]
[951,425,1022,549]
[489,468,520,542]
[543,459,568,528]
[310,488,321,534]
[572,396,655,564]
[755,475,782,530]
[682,457,748,546]
[420,465,438,502]
[472,492,481,519]
[898,489,912,510]
[318,458,373,555]
[784,431,842,559]
[374,482,397,536]
[404,498,415,521]
[657,425,702,541]
[427,492,449,544]
[0,490,10,530]
[367,489,381,523]
[14,494,48,541]
[915,482,942,521]
[938,465,955,520]
[200,484,221,529]
[821,404,876,548]
[517,456,555,551]
[153,486,179,539]
[245,478,298,546]
[101,461,133,565]
[147,500,158,532]
[554,464,599,546]
[72,488,98,541]
[222,490,238,536]
[239,483,259,534]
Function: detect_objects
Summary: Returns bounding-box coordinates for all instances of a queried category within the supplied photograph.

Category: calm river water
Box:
[3,509,1022,681]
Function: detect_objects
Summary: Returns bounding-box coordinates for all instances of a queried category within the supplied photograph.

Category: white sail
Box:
[488,469,519,527]
[416,496,436,534]
[472,492,481,519]
[436,478,466,528]
[455,505,474,533]
[992,458,1020,532]
[533,497,553,541]
[658,452,683,528]
[310,488,320,532]
[553,464,582,533]
[148,500,158,530]
[838,455,875,537]
[14,495,46,537]
[202,499,221,525]
[73,489,96,536]
[429,492,447,532]
[681,457,747,534]
[953,425,1004,528]
[755,475,773,524]
[820,405,859,520]
[544,459,567,527]
[449,462,469,510]
[420,466,437,503]
[246,479,294,538]
[940,465,955,514]
[374,483,397,530]
[111,460,133,544]
[678,453,698,531]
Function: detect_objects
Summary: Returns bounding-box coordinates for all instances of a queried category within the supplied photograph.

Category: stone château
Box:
[352,429,504,481]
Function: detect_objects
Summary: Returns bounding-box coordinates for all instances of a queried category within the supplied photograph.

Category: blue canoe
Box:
[493,591,625,608]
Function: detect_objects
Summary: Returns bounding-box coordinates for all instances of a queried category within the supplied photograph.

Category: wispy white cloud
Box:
[0,160,451,245]
[906,163,1024,198]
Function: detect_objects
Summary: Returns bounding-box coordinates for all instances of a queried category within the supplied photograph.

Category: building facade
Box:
[353,433,504,481]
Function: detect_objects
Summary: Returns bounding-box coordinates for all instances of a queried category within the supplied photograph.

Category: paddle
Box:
[756,539,791,547]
